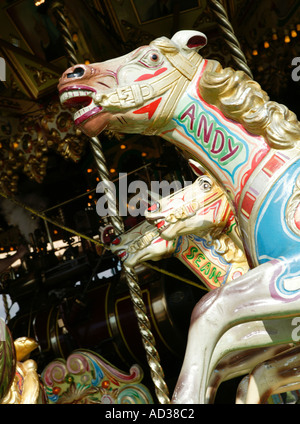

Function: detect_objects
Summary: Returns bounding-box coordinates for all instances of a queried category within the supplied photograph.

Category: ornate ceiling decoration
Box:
[0,100,87,195]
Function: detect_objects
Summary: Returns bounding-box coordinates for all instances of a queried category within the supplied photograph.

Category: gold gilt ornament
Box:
[0,101,87,194]
[1,337,44,404]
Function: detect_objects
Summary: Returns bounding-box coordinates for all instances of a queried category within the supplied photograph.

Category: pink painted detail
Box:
[199,199,223,222]
[241,191,256,219]
[232,271,242,279]
[112,237,121,245]
[189,162,204,176]
[74,106,103,126]
[294,203,300,230]
[217,274,224,283]
[133,98,162,120]
[148,202,160,212]
[236,146,270,207]
[59,85,97,95]
[153,237,165,244]
[134,68,167,82]
[262,154,285,178]
[156,220,165,229]
[187,35,207,49]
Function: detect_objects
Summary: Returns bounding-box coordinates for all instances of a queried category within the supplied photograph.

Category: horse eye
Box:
[139,50,162,67]
[151,53,159,62]
[200,179,211,191]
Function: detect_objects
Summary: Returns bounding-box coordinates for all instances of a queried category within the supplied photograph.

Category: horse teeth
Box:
[60,90,94,104]
[74,100,97,120]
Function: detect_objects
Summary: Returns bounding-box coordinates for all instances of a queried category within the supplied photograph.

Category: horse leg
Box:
[207,345,291,403]
[236,345,300,404]
[207,345,293,403]
[172,257,300,404]
[206,318,296,402]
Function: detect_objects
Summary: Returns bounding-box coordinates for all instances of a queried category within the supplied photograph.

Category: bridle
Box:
[93,40,204,135]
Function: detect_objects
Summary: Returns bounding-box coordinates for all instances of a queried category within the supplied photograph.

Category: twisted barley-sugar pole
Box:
[51,1,170,404]
[208,0,253,79]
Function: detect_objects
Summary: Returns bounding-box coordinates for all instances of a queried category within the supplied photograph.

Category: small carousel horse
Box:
[145,159,248,286]
[58,30,300,403]
[111,161,248,289]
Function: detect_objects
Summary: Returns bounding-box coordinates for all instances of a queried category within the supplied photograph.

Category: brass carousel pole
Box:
[50,1,170,404]
[207,0,253,78]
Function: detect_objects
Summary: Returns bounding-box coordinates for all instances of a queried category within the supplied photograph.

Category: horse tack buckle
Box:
[115,85,153,108]
[98,84,153,111]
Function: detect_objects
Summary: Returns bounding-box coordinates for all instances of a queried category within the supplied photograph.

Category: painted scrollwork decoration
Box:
[41,350,153,404]
[286,174,300,238]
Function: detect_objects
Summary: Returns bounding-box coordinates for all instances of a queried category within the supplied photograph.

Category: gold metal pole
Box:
[51,1,170,403]
[207,0,253,78]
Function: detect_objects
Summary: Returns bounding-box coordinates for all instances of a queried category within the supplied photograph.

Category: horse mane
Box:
[199,60,300,149]
[205,232,246,264]
[150,36,179,55]
[150,36,300,148]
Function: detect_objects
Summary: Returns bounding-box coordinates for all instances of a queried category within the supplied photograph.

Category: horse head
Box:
[145,160,230,241]
[58,31,206,137]
[110,219,176,268]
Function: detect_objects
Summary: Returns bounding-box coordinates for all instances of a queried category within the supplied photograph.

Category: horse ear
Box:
[171,30,207,52]
[188,159,207,177]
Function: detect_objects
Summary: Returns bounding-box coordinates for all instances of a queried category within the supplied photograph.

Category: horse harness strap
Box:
[93,51,203,134]
[145,50,203,135]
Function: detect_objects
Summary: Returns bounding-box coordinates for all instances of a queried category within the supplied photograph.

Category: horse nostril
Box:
[66,67,85,79]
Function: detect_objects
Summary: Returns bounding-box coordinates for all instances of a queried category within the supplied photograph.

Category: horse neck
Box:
[158,62,270,209]
[173,231,248,289]
[223,211,245,252]
[170,193,248,288]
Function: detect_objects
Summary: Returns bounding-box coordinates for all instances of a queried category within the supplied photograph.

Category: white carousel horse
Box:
[111,162,248,289]
[58,30,300,403]
[110,165,299,403]
[144,159,248,286]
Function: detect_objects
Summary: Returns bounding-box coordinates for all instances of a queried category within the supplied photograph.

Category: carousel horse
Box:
[58,30,300,403]
[110,167,298,403]
[111,163,248,288]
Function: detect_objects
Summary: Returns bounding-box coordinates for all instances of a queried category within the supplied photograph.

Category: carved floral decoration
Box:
[41,350,153,404]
